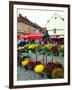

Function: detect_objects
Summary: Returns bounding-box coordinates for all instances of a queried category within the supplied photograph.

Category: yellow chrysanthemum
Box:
[44,44,53,49]
[28,44,37,49]
[34,64,44,73]
[21,58,30,66]
[17,47,24,50]
[24,58,30,61]
[60,45,64,49]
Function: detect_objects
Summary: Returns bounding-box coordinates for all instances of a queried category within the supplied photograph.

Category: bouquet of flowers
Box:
[44,62,55,78]
[28,44,38,53]
[51,44,58,55]
[44,61,64,79]
[36,44,43,53]
[27,61,35,70]
[21,58,30,69]
[24,44,29,51]
[43,44,53,54]
[52,68,64,78]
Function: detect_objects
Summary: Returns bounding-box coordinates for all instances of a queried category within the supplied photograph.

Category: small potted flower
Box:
[44,62,55,79]
[34,64,44,73]
[54,60,63,69]
[34,64,45,77]
[51,44,58,56]
[43,44,53,55]
[28,44,37,53]
[33,61,41,68]
[52,68,64,78]
[27,61,35,70]
[21,58,30,69]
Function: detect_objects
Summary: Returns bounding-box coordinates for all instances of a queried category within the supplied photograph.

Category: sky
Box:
[17,8,64,27]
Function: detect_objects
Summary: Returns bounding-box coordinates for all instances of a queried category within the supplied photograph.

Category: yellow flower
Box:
[34,64,44,73]
[21,58,30,66]
[44,44,53,49]
[60,45,64,49]
[28,44,37,49]
[17,47,24,50]
[24,58,30,61]
[59,44,64,52]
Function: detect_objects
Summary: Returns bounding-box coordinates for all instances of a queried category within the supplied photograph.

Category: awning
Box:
[58,35,64,38]
[50,35,57,39]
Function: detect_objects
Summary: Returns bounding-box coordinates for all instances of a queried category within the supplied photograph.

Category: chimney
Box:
[25,16,27,19]
[19,14,22,17]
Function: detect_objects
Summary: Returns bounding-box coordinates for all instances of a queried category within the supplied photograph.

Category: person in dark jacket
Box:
[18,39,26,47]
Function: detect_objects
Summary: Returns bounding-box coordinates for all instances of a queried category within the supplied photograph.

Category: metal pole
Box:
[43,53,44,64]
[52,53,53,62]
[46,54,47,65]
[36,48,37,61]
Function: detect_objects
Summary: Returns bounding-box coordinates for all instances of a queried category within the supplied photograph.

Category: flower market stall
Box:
[17,41,64,80]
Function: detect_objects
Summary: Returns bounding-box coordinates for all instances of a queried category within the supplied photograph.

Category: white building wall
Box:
[47,14,64,36]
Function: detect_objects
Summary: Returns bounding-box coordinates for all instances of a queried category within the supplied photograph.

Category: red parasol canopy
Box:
[18,34,28,39]
[28,33,43,40]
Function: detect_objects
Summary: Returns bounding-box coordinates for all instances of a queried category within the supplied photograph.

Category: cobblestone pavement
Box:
[17,53,64,81]
[17,65,47,81]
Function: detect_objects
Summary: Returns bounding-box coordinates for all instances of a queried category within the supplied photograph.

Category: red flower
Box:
[44,62,55,73]
[51,45,58,53]
[27,61,35,70]
[33,61,41,68]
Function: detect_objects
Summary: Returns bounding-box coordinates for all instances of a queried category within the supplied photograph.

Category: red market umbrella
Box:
[28,33,43,40]
[18,34,28,39]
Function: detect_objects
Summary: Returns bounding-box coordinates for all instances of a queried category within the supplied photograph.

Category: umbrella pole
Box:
[43,53,44,64]
[46,54,47,65]
[36,48,37,61]
[52,53,53,62]
[36,53,37,61]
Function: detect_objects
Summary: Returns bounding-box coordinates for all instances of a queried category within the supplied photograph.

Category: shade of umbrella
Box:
[28,33,43,40]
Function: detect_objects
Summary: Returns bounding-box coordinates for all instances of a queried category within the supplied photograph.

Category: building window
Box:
[54,28,56,33]
[55,17,57,19]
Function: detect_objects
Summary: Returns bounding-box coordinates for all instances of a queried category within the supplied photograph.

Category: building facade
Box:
[46,13,64,37]
[17,14,40,34]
